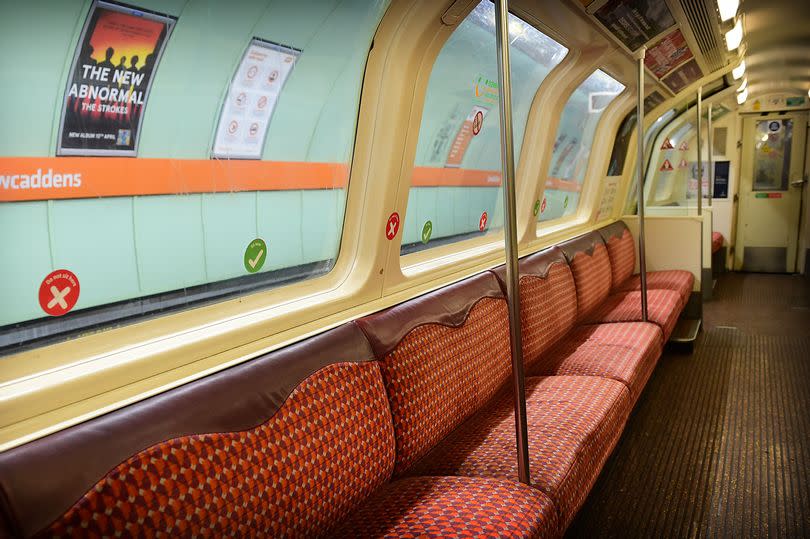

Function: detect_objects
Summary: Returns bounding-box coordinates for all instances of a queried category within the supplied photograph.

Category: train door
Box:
[735,112,808,272]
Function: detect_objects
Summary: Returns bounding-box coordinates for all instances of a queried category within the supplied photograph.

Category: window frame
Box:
[392,3,573,291]
[532,65,628,237]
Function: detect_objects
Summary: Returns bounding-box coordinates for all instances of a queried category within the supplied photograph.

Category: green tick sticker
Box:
[533,199,541,216]
[244,238,267,273]
[421,220,433,244]
[563,195,569,209]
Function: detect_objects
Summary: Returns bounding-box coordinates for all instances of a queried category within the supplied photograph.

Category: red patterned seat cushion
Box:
[519,262,578,368]
[583,289,682,341]
[533,322,663,402]
[41,363,396,538]
[604,229,636,288]
[405,376,632,530]
[568,244,613,322]
[378,298,512,476]
[617,270,694,309]
[335,476,559,538]
[712,231,724,253]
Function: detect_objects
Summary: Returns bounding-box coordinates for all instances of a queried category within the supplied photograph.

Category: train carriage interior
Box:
[1,0,809,537]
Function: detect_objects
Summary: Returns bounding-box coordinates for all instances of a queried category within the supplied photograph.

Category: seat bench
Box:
[0,220,693,538]
[0,324,557,538]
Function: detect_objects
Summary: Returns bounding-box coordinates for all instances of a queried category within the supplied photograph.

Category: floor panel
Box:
[568,273,810,538]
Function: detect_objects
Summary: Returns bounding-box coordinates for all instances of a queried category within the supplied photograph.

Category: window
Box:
[539,69,624,222]
[624,108,675,214]
[401,1,567,255]
[0,0,390,353]
[650,121,694,204]
[607,110,636,177]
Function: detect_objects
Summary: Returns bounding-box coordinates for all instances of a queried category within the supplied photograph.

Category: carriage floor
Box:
[568,272,810,538]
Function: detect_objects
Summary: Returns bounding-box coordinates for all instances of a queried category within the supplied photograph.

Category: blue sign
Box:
[713,161,729,199]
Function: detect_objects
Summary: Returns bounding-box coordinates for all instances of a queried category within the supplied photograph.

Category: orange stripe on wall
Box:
[0,157,349,202]
[545,177,582,192]
[0,158,582,201]
[411,167,502,187]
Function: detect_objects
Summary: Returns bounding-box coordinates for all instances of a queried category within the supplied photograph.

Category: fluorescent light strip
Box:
[717,0,739,22]
[736,87,748,104]
[726,18,743,51]
[732,60,746,80]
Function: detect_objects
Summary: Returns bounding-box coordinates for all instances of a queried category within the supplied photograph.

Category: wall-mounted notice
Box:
[644,91,666,111]
[212,39,301,159]
[58,1,174,156]
[594,0,676,51]
[662,59,702,93]
[645,29,693,79]
[597,177,619,221]
[710,104,730,121]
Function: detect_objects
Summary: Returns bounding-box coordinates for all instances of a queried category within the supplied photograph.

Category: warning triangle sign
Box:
[661,137,674,150]
[678,141,688,151]
[660,159,674,172]
[678,158,688,169]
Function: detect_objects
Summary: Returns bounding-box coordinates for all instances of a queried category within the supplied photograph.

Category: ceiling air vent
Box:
[678,0,727,72]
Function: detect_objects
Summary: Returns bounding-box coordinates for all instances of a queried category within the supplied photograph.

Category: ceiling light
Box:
[717,0,739,22]
[725,18,743,51]
[732,60,746,80]
[737,76,747,92]
[736,87,748,104]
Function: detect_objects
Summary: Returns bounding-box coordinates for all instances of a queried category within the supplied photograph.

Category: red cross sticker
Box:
[385,212,400,240]
[39,269,80,316]
[479,211,488,232]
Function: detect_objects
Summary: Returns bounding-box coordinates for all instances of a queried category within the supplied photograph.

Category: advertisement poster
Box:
[713,161,729,198]
[644,91,666,111]
[594,0,676,51]
[212,39,301,159]
[662,59,703,93]
[58,1,174,156]
[645,29,693,78]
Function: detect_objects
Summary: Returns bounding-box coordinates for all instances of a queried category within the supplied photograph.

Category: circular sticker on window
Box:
[385,212,400,240]
[421,220,433,244]
[39,269,80,316]
[768,121,781,132]
[244,238,267,273]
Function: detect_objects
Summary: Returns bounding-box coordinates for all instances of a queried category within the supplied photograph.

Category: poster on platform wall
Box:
[594,0,676,51]
[58,1,175,156]
[212,39,301,159]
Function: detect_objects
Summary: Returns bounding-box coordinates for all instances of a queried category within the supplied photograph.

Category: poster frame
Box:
[211,37,302,160]
[56,0,176,157]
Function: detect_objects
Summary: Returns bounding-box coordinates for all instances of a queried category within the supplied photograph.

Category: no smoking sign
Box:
[472,110,484,136]
[39,269,80,316]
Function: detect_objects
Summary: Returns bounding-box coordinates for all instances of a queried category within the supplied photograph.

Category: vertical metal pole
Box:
[707,103,714,207]
[634,47,648,322]
[697,86,703,216]
[494,0,530,486]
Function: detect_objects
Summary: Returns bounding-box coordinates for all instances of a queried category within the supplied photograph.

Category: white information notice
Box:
[597,177,619,221]
[212,39,300,159]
